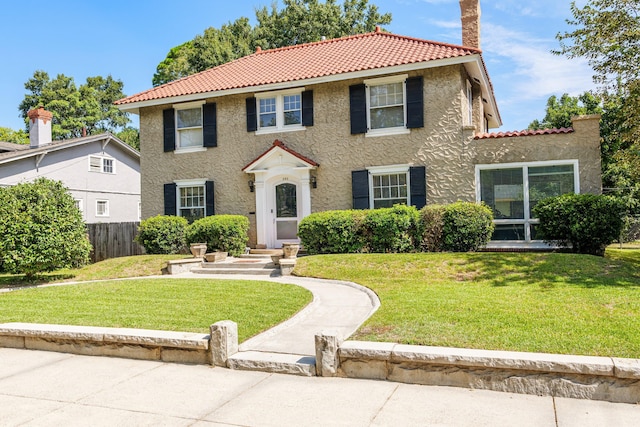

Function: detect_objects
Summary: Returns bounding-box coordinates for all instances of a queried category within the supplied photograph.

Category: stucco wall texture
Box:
[139,65,602,247]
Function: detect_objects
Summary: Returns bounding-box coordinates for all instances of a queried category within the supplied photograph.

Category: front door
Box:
[273,182,299,248]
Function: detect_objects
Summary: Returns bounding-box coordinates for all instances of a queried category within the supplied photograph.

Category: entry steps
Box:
[190,250,281,276]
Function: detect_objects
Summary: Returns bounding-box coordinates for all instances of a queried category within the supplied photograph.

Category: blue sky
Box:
[0,0,593,133]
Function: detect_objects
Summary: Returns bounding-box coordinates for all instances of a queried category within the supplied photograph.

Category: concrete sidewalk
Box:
[2,348,640,426]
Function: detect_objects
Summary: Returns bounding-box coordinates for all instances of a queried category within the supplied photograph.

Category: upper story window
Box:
[368,80,405,131]
[176,103,203,149]
[350,75,423,137]
[256,90,304,133]
[88,155,116,174]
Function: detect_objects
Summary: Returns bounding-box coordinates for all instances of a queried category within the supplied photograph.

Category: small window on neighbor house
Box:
[96,200,109,217]
[74,199,83,213]
[176,106,203,149]
[89,156,115,174]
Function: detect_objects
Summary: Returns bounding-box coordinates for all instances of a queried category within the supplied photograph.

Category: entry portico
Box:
[243,140,318,249]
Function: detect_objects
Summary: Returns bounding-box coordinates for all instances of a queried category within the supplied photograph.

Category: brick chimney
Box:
[459,0,481,49]
[27,106,53,148]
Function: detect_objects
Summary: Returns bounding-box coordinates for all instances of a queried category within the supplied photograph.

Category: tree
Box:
[152,0,392,86]
[115,127,140,151]
[528,92,602,130]
[19,71,131,140]
[0,178,92,277]
[0,127,28,145]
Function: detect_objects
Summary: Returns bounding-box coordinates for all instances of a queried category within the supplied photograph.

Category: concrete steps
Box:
[228,351,316,376]
[190,254,280,276]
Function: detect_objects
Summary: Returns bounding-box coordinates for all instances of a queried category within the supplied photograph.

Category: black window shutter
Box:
[203,103,217,147]
[351,170,370,209]
[163,108,176,152]
[409,166,427,209]
[205,181,215,216]
[164,183,177,215]
[349,84,367,134]
[406,76,424,129]
[302,90,314,126]
[246,97,257,132]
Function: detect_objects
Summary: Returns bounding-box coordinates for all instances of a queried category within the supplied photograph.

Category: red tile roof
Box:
[116,29,480,106]
[474,128,574,140]
[242,140,319,171]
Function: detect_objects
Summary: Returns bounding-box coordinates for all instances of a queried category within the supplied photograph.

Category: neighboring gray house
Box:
[0,107,141,223]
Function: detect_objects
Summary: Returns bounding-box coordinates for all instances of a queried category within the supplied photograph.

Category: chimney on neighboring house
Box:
[27,106,53,149]
[459,0,481,49]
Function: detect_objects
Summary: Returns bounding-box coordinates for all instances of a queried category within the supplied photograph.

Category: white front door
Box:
[271,181,300,248]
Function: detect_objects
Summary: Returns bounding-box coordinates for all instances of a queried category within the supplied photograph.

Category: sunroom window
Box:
[477,161,578,242]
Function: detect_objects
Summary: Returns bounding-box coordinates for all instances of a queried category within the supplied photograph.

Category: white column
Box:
[254,178,267,247]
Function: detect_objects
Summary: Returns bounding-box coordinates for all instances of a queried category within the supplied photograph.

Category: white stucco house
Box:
[0,107,141,223]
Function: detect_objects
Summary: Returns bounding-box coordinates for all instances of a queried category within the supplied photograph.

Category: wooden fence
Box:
[86,222,145,263]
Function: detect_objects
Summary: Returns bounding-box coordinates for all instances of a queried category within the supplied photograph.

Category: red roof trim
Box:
[242,140,319,172]
[474,128,574,140]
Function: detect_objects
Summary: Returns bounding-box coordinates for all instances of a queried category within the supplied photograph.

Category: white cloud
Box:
[483,23,595,101]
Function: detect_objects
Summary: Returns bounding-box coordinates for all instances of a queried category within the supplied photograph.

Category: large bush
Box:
[533,193,625,256]
[298,210,366,254]
[361,205,421,253]
[0,178,92,276]
[419,204,446,252]
[135,215,188,254]
[186,215,249,257]
[425,202,494,252]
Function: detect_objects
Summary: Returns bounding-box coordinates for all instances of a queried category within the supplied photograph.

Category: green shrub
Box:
[419,204,446,251]
[0,178,92,276]
[298,210,366,254]
[361,205,421,253]
[186,215,249,257]
[439,202,494,252]
[135,215,188,254]
[533,194,626,256]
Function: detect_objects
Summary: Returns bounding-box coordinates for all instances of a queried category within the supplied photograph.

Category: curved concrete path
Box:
[174,272,380,356]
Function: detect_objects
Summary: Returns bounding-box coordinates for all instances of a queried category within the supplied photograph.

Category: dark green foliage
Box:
[361,205,421,253]
[533,194,626,256]
[186,215,249,257]
[419,204,446,252]
[298,210,366,254]
[135,215,188,254]
[438,202,494,252]
[0,178,92,276]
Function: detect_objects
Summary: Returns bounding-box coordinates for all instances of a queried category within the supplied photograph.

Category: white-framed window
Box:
[368,165,410,209]
[88,155,116,174]
[74,199,83,213]
[138,202,142,221]
[176,180,206,223]
[476,160,579,242]
[96,200,109,217]
[256,89,304,133]
[175,101,204,150]
[365,75,409,137]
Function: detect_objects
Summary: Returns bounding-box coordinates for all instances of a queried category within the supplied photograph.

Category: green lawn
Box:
[0,278,311,342]
[293,250,640,358]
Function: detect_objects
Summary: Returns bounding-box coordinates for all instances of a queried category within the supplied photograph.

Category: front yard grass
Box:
[0,278,311,342]
[294,250,640,358]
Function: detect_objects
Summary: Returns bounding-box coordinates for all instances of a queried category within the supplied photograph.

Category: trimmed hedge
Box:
[297,210,366,254]
[440,202,494,252]
[135,215,188,254]
[419,204,446,252]
[361,205,421,253]
[186,215,249,257]
[533,194,626,256]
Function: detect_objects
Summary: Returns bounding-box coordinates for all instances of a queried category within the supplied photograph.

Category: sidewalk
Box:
[2,347,640,426]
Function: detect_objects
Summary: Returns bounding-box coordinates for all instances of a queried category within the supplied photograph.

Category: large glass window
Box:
[178,185,205,223]
[368,82,405,130]
[477,161,577,242]
[176,107,203,148]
